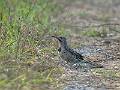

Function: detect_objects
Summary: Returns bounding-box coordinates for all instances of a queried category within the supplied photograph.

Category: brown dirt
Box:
[52,0,120,90]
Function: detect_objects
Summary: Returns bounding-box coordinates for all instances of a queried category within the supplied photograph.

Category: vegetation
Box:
[0,0,66,89]
[80,27,108,37]
[0,0,120,90]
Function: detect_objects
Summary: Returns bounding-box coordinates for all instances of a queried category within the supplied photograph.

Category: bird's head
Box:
[52,36,68,48]
[52,36,66,42]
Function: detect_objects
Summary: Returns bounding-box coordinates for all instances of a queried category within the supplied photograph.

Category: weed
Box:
[80,27,108,37]
[0,0,65,89]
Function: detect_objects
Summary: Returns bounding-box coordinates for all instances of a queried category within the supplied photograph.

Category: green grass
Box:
[80,27,108,37]
[79,11,89,18]
[92,69,120,79]
[1,0,119,89]
[0,0,66,89]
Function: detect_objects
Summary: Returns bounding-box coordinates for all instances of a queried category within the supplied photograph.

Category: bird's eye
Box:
[58,48,61,52]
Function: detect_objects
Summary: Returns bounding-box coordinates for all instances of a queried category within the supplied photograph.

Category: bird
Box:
[52,36,103,69]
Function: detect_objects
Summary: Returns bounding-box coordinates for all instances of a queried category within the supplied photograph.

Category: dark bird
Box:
[52,36,103,69]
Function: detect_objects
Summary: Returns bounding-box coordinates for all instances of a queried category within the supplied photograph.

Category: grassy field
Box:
[0,0,67,90]
[0,0,120,90]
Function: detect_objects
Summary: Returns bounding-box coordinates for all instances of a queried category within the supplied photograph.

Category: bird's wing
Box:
[73,45,113,62]
[68,48,84,60]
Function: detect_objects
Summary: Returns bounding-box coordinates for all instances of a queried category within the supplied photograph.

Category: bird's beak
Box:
[51,36,61,41]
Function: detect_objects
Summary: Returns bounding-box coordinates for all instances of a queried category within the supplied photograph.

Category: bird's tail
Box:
[81,60,104,68]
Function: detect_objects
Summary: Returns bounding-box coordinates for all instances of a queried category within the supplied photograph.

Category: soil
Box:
[52,0,120,90]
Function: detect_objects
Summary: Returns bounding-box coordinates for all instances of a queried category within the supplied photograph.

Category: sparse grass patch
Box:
[92,69,120,79]
[80,27,108,37]
[79,10,89,18]
[0,0,66,89]
[81,29,101,37]
[97,14,110,22]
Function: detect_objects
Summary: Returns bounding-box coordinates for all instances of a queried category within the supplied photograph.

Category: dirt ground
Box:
[52,0,120,90]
